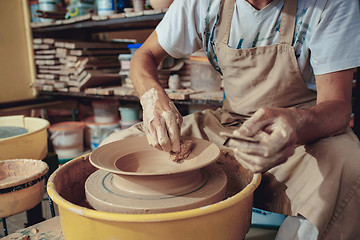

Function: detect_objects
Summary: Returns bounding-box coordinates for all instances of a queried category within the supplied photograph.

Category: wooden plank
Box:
[84,86,116,95]
[69,49,129,56]
[34,53,55,59]
[113,86,137,96]
[35,49,56,55]
[59,13,92,25]
[108,13,126,19]
[64,41,130,50]
[91,15,109,21]
[78,72,122,90]
[125,11,144,18]
[189,91,223,101]
[164,89,204,100]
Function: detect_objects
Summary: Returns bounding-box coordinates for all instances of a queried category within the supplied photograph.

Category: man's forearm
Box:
[292,99,352,145]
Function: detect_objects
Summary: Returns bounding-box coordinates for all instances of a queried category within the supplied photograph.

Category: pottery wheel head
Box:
[89,136,221,176]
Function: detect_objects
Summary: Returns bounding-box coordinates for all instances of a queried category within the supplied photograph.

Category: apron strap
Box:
[279,0,298,45]
[218,0,298,46]
[218,0,235,44]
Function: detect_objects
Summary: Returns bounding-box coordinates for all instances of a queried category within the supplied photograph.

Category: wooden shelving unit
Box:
[30,11,224,108]
[30,12,360,138]
[32,11,165,38]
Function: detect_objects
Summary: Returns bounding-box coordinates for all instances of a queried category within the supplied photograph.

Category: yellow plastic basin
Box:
[0,159,49,218]
[0,115,50,160]
[47,152,261,240]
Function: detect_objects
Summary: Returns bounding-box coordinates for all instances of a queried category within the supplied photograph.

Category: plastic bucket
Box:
[92,100,119,124]
[82,117,120,150]
[49,121,84,161]
[0,116,49,160]
[97,0,116,16]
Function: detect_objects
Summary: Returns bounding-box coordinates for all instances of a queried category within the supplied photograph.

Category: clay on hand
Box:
[140,88,183,153]
[227,108,297,173]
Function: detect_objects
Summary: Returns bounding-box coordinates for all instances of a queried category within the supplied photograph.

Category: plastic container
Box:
[190,56,222,91]
[0,116,49,160]
[251,208,286,229]
[92,100,119,124]
[29,1,41,22]
[97,0,116,16]
[47,153,261,240]
[127,43,143,55]
[118,54,132,71]
[132,0,145,12]
[0,159,48,218]
[66,2,95,18]
[49,121,84,161]
[82,117,120,149]
[38,0,57,22]
[119,105,140,129]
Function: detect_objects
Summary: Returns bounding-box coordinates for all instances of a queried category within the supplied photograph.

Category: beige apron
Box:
[105,0,360,238]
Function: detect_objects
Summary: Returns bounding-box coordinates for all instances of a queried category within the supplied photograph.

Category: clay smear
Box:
[169,139,193,162]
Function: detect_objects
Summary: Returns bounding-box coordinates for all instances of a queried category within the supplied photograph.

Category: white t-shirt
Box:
[156,0,360,87]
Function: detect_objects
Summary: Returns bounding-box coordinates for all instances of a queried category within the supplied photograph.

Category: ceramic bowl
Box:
[0,159,49,218]
[89,136,221,176]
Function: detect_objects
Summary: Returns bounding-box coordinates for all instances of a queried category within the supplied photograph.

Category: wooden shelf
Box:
[32,11,165,37]
[38,90,224,107]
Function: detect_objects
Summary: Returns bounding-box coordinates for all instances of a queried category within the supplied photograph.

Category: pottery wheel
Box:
[85,164,227,214]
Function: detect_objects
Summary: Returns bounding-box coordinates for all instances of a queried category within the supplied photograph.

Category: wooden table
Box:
[2,217,63,240]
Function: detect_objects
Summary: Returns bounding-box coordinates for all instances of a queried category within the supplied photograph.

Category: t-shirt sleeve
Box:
[309,0,360,75]
[155,0,204,58]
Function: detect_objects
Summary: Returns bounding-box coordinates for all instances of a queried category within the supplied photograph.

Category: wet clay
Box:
[0,159,48,189]
[169,139,193,162]
[140,88,181,151]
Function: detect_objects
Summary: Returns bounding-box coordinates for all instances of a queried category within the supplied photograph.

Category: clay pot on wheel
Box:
[149,0,174,9]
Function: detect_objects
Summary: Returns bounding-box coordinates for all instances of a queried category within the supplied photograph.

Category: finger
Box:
[234,143,295,173]
[227,136,273,157]
[165,102,182,153]
[168,122,181,153]
[237,108,270,136]
[145,126,161,150]
[155,118,172,152]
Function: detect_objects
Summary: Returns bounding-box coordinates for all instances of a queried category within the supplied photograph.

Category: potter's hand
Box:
[140,88,183,153]
[227,108,297,173]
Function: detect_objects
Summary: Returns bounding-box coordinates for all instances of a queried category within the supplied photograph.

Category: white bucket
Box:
[82,117,120,150]
[49,121,84,160]
[97,0,116,16]
[119,105,140,129]
[92,100,119,124]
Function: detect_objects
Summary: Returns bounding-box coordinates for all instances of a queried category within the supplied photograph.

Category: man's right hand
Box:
[140,88,183,153]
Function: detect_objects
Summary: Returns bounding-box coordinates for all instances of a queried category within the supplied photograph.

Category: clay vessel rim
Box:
[0,117,50,142]
[0,159,49,189]
[89,136,221,176]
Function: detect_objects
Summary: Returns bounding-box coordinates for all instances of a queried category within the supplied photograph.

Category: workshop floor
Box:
[1,192,278,239]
